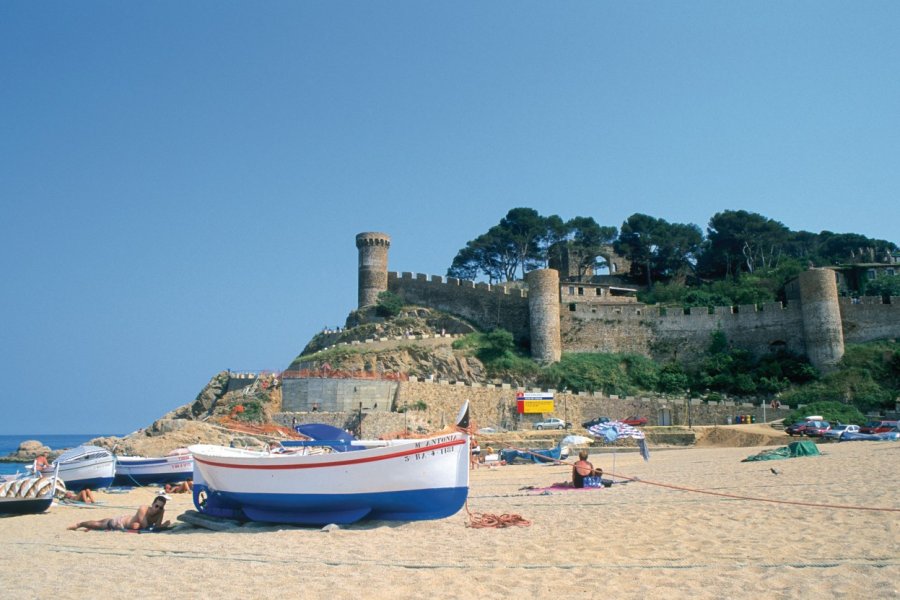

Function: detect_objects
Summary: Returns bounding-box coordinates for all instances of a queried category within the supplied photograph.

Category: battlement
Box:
[388,272,528,298]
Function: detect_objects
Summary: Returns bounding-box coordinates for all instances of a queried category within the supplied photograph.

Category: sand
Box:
[1,440,897,600]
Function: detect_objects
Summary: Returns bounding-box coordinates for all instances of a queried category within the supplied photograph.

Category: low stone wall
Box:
[276,376,792,438]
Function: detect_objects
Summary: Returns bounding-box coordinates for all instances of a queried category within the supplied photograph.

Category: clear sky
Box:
[2,2,898,434]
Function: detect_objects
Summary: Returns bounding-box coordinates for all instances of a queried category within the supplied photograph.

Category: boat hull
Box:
[190,431,470,525]
[0,474,58,515]
[0,496,53,515]
[50,446,116,491]
[113,454,194,486]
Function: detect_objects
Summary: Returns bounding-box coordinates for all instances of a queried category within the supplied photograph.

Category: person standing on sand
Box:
[68,494,170,531]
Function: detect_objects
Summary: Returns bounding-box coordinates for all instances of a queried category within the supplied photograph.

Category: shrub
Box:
[782,400,866,425]
[375,291,404,318]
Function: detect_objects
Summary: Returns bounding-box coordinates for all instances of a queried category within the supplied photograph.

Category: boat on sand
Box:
[113,449,193,487]
[189,402,471,526]
[0,469,60,515]
[45,446,115,492]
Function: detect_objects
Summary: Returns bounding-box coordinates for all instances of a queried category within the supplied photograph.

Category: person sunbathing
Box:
[164,481,193,494]
[68,494,170,531]
[64,488,96,503]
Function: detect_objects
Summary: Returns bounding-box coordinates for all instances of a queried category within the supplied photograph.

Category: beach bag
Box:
[583,476,602,488]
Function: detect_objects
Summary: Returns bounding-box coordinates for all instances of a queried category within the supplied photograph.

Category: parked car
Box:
[582,416,611,428]
[784,421,810,436]
[622,416,648,427]
[823,424,859,441]
[859,420,898,434]
[533,417,571,430]
[803,420,832,437]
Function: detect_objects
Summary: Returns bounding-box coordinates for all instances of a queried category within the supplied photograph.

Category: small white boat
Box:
[0,467,61,515]
[189,402,471,525]
[113,449,193,487]
[47,445,116,491]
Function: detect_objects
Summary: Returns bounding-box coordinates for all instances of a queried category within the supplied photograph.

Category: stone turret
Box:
[798,268,844,373]
[356,232,391,308]
[527,268,562,363]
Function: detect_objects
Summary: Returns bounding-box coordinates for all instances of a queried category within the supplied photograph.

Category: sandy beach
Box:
[1,440,897,600]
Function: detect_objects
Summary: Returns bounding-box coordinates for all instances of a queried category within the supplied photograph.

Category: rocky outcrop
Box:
[1,440,58,462]
[164,371,230,420]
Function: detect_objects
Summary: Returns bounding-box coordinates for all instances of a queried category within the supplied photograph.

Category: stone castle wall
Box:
[387,272,531,340]
[391,269,900,364]
[840,296,900,343]
[374,233,900,367]
[277,377,794,438]
[560,302,808,362]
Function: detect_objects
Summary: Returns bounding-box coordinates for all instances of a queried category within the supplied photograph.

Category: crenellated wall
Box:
[840,296,900,343]
[560,301,808,362]
[388,271,531,340]
[366,232,900,367]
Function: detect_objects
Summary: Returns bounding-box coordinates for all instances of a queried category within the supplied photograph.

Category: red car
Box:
[622,416,648,427]
[785,422,809,436]
[859,420,898,434]
[803,420,832,437]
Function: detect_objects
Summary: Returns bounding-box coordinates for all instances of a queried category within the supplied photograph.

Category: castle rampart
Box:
[388,271,530,340]
[359,232,900,368]
[840,296,900,344]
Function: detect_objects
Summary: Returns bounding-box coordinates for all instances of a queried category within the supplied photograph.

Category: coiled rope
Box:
[464,500,531,529]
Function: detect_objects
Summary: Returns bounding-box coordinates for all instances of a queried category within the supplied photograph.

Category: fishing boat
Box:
[189,402,471,526]
[0,470,59,515]
[46,445,116,491]
[113,449,193,487]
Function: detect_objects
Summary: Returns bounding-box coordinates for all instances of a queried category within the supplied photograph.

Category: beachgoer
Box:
[34,454,50,474]
[572,450,601,488]
[64,489,96,503]
[68,494,170,532]
[164,481,193,494]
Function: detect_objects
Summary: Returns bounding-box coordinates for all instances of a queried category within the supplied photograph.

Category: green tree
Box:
[700,210,791,278]
[448,208,565,283]
[866,274,900,300]
[615,213,702,287]
[566,216,618,280]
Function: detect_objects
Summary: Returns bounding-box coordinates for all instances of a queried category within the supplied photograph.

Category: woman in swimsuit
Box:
[572,450,602,488]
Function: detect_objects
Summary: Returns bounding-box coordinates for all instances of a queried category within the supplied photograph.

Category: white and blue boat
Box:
[189,402,471,526]
[113,449,193,487]
[48,445,116,491]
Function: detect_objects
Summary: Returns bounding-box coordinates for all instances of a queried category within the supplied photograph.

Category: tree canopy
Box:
[449,207,897,294]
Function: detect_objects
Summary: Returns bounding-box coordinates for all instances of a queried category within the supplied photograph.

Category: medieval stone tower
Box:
[356,232,391,308]
[526,268,562,363]
[797,268,845,373]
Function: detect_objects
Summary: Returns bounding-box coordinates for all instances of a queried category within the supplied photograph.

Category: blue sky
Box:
[2,2,898,434]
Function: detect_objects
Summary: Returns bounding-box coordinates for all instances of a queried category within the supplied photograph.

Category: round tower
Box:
[356,232,391,308]
[527,268,562,364]
[797,268,844,373]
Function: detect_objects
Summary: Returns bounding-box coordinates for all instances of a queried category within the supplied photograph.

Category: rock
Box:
[16,440,51,458]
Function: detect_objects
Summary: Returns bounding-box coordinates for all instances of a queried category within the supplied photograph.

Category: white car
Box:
[533,418,570,430]
[823,424,859,441]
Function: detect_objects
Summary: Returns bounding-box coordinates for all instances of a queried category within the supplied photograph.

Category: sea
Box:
[0,434,120,477]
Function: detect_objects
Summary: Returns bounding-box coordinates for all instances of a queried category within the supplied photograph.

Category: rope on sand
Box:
[473,438,899,513]
[603,470,900,513]
[463,500,531,529]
